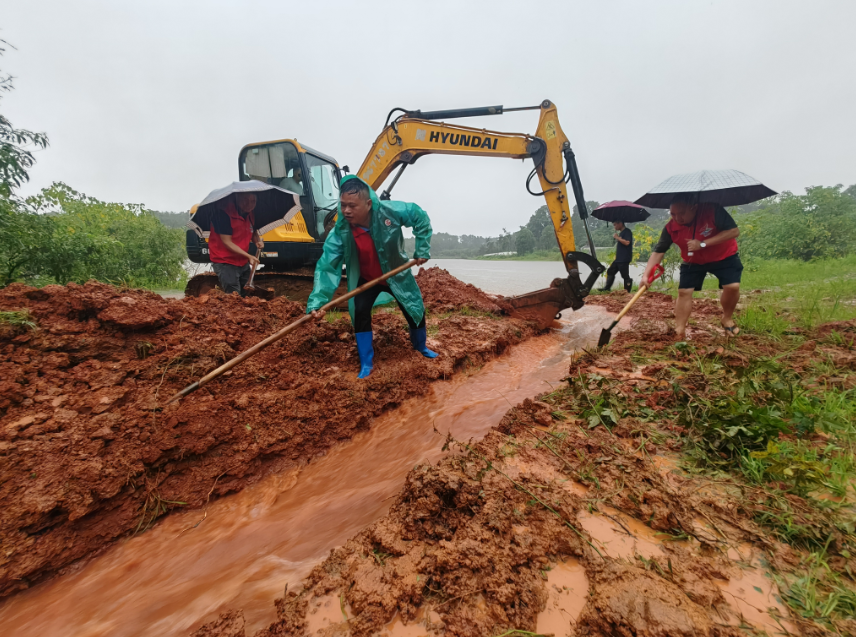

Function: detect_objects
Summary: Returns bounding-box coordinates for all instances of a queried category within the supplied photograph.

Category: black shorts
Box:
[679,253,743,291]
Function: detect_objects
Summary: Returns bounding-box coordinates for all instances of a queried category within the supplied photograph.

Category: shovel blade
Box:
[244,285,275,300]
[597,328,613,347]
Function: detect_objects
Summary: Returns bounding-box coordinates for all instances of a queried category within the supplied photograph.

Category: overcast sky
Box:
[3,0,855,236]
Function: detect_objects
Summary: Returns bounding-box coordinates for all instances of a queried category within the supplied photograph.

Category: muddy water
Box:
[0,306,613,637]
[429,259,646,296]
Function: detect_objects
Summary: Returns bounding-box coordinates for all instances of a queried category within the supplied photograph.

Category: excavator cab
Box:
[184,139,348,299]
[186,140,342,271]
[237,140,342,269]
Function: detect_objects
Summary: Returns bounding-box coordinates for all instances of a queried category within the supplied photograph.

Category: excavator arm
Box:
[356,100,604,328]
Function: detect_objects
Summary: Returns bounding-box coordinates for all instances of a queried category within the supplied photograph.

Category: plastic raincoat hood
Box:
[306,175,433,325]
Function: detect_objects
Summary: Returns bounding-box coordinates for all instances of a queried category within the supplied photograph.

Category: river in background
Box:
[167,257,645,300]
[425,258,646,296]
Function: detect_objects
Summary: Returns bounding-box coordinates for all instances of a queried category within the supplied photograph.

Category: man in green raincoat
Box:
[307,175,437,378]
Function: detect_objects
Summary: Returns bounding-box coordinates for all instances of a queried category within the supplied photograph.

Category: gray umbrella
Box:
[635,169,776,209]
[187,180,301,238]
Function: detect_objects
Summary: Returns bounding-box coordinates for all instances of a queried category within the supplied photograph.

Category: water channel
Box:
[0,302,614,636]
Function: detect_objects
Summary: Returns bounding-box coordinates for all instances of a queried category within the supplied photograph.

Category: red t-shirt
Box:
[659,204,739,265]
[208,201,255,266]
[351,226,383,280]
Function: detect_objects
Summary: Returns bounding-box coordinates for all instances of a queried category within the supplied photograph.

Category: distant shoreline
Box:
[430,247,613,263]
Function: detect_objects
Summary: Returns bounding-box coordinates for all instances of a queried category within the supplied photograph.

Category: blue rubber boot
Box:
[355,331,374,379]
[410,326,438,358]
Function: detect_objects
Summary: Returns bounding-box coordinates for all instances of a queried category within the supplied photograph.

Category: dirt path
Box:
[192,292,856,637]
[0,267,536,599]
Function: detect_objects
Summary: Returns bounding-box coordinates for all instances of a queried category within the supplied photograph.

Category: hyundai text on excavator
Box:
[184,100,605,329]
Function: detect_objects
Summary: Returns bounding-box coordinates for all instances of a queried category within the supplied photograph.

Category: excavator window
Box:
[304,153,340,236]
[240,142,303,194]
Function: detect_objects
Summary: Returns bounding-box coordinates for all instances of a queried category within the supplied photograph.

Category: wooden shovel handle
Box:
[611,264,664,323]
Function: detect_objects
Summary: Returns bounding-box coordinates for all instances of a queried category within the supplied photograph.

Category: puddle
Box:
[535,558,589,637]
[577,506,670,560]
[717,547,796,635]
[305,593,351,635]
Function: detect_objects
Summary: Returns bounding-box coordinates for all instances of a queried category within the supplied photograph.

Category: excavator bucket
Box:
[501,276,587,330]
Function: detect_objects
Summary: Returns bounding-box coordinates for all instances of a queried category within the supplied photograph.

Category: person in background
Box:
[601,220,634,292]
[306,176,436,379]
[642,194,742,340]
[208,192,263,296]
[279,166,304,195]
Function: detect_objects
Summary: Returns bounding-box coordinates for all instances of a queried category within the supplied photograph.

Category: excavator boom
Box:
[357,100,604,328]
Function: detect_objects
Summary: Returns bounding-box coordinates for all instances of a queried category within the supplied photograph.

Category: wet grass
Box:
[0,309,37,330]
[637,256,856,338]
[542,323,856,632]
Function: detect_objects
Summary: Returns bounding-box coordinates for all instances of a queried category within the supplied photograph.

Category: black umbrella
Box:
[187,180,301,238]
[591,200,651,223]
[635,169,776,209]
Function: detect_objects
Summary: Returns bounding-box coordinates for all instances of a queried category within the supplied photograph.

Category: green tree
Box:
[0,39,52,285]
[0,197,54,286]
[525,206,552,238]
[27,183,186,287]
[1,40,48,196]
[539,224,559,252]
[739,185,856,261]
[515,227,535,255]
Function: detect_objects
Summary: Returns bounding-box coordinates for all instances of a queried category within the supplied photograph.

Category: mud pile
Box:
[416,267,511,315]
[0,271,535,598]
[196,302,856,637]
[586,289,722,320]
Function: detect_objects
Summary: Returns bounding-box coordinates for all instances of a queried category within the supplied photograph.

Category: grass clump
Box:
[0,309,37,330]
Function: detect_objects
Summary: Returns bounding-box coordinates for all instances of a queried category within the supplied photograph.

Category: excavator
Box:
[185,100,605,328]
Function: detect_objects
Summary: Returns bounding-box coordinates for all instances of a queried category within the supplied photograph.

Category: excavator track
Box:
[184,269,348,307]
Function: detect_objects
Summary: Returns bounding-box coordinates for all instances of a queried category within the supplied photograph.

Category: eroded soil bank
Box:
[197,291,856,637]
[0,267,535,598]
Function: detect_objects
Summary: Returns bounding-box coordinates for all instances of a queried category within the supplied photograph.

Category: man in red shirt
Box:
[642,194,742,339]
[208,193,264,295]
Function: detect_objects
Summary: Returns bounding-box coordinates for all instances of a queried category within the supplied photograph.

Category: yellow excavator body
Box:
[185,101,604,328]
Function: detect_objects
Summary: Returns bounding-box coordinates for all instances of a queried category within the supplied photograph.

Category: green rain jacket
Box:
[306,175,433,325]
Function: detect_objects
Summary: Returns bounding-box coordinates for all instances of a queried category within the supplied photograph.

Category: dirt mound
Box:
[587,290,722,320]
[0,270,536,598]
[417,266,511,315]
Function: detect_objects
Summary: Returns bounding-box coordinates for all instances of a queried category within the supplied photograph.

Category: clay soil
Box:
[0,267,534,598]
[195,292,856,637]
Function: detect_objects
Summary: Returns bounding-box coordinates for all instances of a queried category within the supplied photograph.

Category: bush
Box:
[0,182,186,289]
[739,185,856,261]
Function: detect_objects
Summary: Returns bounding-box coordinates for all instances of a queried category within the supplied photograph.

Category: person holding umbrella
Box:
[188,180,301,296]
[601,221,633,292]
[208,193,264,295]
[637,170,776,339]
[592,201,649,293]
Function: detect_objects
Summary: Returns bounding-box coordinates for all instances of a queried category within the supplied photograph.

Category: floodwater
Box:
[162,258,645,300]
[0,306,613,637]
[428,258,645,297]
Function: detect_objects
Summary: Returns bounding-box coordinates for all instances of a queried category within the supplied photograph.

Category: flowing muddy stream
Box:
[0,305,613,637]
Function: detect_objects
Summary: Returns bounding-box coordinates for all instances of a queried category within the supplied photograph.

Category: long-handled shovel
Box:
[242,259,275,299]
[597,264,664,347]
[167,259,418,404]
